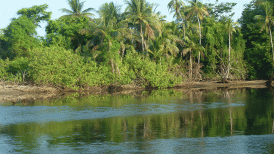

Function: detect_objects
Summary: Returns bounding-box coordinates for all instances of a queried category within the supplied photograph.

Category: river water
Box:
[0,88,274,153]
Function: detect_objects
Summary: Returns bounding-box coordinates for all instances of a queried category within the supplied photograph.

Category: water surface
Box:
[1,88,274,153]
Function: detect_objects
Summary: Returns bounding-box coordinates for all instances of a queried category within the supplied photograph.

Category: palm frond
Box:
[60,8,74,15]
[60,0,94,17]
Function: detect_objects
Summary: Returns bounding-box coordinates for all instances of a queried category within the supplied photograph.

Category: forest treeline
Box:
[0,0,273,89]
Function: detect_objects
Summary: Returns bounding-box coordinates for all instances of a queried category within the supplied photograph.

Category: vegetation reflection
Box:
[1,88,274,150]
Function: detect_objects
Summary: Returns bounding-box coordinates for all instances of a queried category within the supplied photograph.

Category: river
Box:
[0,88,274,153]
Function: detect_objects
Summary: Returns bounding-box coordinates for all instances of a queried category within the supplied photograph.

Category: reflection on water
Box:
[0,88,274,153]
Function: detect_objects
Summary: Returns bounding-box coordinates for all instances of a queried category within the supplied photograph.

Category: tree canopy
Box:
[60,0,95,18]
[0,0,273,88]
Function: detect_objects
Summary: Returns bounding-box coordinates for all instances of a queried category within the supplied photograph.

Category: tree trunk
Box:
[177,7,185,39]
[160,57,162,65]
[270,27,274,63]
[131,30,134,45]
[109,40,115,74]
[177,8,185,58]
[190,50,192,80]
[183,24,186,39]
[116,63,121,75]
[197,15,201,64]
[269,26,273,84]
[140,22,145,56]
[121,42,125,62]
[227,31,231,79]
[111,59,115,74]
[144,38,148,57]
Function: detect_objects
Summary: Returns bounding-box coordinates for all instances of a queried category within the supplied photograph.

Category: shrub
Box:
[0,57,30,83]
[29,46,105,89]
[0,58,9,80]
[124,51,182,88]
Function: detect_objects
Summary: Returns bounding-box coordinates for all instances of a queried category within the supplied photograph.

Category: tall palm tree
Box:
[168,0,186,38]
[183,29,203,80]
[186,0,209,64]
[81,2,133,63]
[98,2,135,61]
[224,18,237,79]
[60,0,95,18]
[98,2,122,27]
[255,1,274,66]
[148,22,180,64]
[168,0,185,21]
[124,0,161,55]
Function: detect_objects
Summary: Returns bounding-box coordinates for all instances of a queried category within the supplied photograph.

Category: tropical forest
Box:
[0,0,273,89]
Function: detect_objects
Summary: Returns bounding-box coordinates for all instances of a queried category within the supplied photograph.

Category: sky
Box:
[0,0,252,37]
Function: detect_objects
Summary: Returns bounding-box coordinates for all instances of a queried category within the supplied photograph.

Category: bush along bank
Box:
[0,46,183,90]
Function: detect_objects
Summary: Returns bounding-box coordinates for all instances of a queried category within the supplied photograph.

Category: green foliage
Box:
[148,22,180,63]
[45,16,91,50]
[8,57,30,75]
[60,0,95,18]
[0,57,30,83]
[0,29,9,59]
[4,16,39,59]
[2,4,51,59]
[124,51,182,88]
[44,33,72,49]
[230,30,247,79]
[29,46,105,88]
[0,58,9,80]
[202,16,246,79]
[1,0,272,88]
[124,0,162,54]
[17,4,51,26]
[98,2,122,26]
[87,31,136,85]
[207,2,237,18]
[239,0,273,79]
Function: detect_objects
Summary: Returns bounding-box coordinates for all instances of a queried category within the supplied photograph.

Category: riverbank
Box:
[176,80,272,89]
[0,80,273,103]
[0,82,58,103]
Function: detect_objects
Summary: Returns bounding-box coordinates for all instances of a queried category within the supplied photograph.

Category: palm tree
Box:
[98,2,122,27]
[148,22,180,64]
[183,29,203,80]
[255,1,274,69]
[186,0,209,64]
[183,37,194,80]
[168,0,186,38]
[60,0,95,18]
[98,2,135,61]
[224,18,237,79]
[81,2,133,63]
[124,0,161,55]
[168,0,185,21]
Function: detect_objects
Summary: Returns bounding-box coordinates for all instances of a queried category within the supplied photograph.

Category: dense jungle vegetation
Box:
[0,0,273,89]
